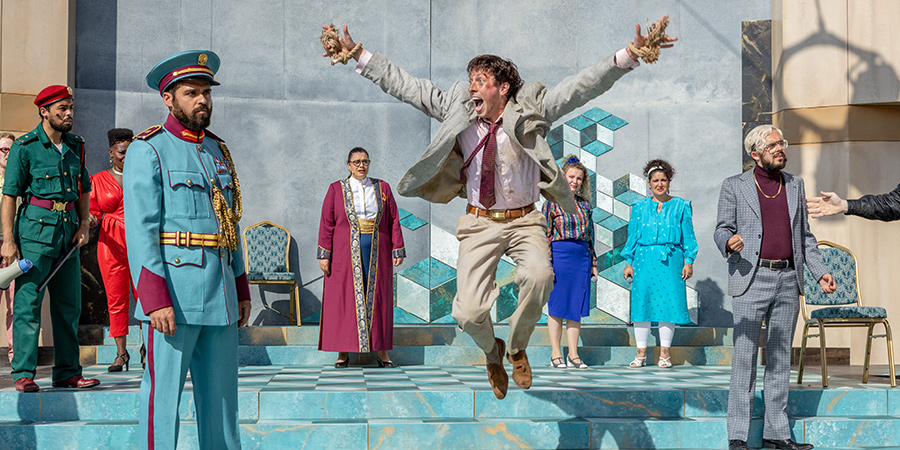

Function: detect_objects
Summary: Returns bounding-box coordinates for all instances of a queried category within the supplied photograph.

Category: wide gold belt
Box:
[358,218,375,234]
[159,231,224,248]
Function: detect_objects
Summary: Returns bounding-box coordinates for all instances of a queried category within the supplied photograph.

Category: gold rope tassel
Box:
[627,16,670,64]
[321,23,362,65]
[213,141,242,251]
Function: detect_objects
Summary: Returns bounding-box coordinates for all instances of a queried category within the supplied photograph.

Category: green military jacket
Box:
[1,123,91,257]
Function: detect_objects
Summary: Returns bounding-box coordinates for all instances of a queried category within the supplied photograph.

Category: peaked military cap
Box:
[146,50,221,95]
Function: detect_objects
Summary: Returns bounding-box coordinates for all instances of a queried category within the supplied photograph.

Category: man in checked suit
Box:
[714,124,836,450]
[323,19,676,399]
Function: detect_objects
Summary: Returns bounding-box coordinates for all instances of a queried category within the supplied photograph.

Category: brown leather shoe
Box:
[51,375,100,389]
[508,349,532,389]
[486,338,509,400]
[14,378,39,392]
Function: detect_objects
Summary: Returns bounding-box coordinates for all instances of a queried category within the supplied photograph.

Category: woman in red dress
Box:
[317,147,405,368]
[89,128,136,372]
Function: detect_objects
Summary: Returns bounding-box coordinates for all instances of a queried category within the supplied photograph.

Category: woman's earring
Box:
[109,157,113,165]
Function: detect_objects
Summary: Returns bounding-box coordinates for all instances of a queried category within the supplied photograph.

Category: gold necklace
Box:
[753,172,782,199]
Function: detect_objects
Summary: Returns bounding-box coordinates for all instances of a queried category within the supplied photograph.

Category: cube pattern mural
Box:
[313,107,698,325]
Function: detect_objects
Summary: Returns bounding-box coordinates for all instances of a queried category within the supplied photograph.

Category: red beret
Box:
[34,85,73,108]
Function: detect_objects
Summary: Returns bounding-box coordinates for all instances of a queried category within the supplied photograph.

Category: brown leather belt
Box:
[466,204,535,221]
[159,231,224,248]
[29,197,74,212]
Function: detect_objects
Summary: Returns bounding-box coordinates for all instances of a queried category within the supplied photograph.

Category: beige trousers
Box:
[451,209,553,355]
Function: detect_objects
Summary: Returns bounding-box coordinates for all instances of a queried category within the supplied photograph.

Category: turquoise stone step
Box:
[88,343,733,367]
[1,417,898,449]
[95,325,735,348]
[87,325,735,366]
[2,364,898,449]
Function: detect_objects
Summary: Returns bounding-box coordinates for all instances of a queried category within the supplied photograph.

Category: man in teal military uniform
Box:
[124,50,251,449]
[1,85,100,392]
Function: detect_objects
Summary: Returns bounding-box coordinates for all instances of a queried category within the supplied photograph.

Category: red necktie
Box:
[479,122,498,208]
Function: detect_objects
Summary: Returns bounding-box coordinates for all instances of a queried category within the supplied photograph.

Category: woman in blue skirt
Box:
[542,156,597,369]
[622,159,698,368]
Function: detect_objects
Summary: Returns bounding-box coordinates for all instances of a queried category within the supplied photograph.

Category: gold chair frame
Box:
[797,240,895,387]
[242,220,301,326]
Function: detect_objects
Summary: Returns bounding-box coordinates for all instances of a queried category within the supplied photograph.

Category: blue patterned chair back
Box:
[244,222,289,273]
[803,243,859,306]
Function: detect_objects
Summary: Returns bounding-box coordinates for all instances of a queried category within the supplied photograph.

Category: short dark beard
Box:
[760,154,786,172]
[171,100,211,132]
[48,117,73,133]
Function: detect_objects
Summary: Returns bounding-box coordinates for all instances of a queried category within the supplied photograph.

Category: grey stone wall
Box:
[73,0,771,327]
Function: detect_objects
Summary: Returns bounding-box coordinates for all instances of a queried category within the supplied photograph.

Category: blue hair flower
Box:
[567,156,579,164]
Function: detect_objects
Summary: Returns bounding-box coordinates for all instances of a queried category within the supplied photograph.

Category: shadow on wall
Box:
[774,0,900,187]
[696,277,729,327]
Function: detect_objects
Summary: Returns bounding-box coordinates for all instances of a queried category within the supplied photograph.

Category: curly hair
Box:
[643,159,674,181]
[561,155,592,202]
[467,54,523,100]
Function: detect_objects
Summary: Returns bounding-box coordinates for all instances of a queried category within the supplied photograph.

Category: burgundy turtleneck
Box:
[754,164,793,261]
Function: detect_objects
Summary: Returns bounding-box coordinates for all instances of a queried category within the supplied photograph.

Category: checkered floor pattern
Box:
[38,363,893,393]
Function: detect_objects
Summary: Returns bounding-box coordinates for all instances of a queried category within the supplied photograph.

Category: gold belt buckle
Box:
[51,201,66,212]
[489,209,507,220]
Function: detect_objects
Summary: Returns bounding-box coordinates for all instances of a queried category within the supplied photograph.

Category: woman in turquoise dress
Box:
[622,159,698,368]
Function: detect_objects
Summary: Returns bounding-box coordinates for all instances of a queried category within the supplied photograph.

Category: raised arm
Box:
[322,24,459,121]
[543,16,677,122]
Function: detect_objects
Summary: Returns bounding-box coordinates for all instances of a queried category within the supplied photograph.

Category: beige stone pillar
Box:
[0,0,76,349]
[0,0,76,135]
[773,0,900,367]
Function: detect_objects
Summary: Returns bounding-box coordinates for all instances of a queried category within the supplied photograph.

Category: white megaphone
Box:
[0,259,32,290]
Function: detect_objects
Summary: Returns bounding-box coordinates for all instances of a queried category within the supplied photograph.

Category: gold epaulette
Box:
[135,125,163,140]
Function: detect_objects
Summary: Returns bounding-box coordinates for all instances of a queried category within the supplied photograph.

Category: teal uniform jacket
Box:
[2,123,90,256]
[123,115,251,326]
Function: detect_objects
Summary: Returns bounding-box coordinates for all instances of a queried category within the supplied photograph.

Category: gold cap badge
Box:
[66,87,73,95]
[198,53,208,66]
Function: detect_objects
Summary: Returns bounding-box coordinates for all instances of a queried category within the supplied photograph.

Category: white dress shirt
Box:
[353,47,639,210]
[348,176,378,219]
[457,120,540,210]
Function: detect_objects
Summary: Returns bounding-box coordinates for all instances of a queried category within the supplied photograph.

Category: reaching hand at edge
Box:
[807,191,848,218]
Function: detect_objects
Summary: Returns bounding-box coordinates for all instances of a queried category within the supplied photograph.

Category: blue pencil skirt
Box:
[547,239,592,322]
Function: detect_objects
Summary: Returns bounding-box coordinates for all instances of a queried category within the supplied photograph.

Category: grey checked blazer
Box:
[360,51,629,214]
[713,169,828,297]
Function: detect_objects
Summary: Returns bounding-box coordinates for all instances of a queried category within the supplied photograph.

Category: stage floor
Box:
[2,363,898,449]
[2,362,894,391]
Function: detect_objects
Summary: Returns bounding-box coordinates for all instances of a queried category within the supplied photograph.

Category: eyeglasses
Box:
[758,139,789,153]
[349,159,370,167]
[0,147,10,154]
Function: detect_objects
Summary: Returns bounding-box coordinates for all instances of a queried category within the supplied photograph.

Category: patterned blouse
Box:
[542,197,597,266]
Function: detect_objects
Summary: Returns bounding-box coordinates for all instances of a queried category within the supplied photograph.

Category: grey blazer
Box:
[359,51,629,213]
[713,169,828,297]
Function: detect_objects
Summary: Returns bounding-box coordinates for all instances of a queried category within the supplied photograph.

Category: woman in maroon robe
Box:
[317,147,405,368]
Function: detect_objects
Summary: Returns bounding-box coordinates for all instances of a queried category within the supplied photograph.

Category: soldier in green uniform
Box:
[1,85,100,392]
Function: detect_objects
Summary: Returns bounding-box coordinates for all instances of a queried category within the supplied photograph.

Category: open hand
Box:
[807,191,847,218]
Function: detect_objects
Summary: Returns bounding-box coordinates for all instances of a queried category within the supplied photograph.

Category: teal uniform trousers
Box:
[124,115,250,449]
